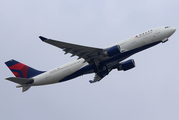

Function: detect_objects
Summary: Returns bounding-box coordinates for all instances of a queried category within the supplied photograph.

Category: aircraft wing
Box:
[39,36,105,64]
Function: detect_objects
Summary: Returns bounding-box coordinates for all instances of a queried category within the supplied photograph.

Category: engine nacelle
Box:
[117,59,135,71]
[103,45,121,57]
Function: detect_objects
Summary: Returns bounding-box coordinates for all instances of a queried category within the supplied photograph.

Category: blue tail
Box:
[5,59,45,78]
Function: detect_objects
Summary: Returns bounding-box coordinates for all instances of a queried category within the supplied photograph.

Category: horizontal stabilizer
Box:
[6,77,34,85]
[22,86,31,92]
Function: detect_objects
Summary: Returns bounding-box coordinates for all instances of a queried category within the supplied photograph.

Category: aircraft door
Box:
[131,37,139,49]
[144,34,155,45]
[155,28,160,34]
[154,28,161,40]
[46,71,51,79]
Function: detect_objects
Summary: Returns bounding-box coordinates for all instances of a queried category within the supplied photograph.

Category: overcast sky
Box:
[1,0,179,120]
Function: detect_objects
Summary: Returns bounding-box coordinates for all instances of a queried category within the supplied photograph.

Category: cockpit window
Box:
[165,26,170,29]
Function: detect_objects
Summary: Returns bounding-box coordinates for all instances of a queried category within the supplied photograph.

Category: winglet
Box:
[39,36,48,41]
[89,80,94,83]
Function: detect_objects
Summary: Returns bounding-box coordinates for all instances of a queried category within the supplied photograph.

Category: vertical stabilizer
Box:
[5,59,45,92]
[5,59,45,78]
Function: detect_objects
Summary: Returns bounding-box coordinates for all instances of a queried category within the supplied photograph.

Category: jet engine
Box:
[117,59,135,71]
[103,45,121,57]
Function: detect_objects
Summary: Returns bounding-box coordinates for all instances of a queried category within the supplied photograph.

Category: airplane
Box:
[5,26,176,92]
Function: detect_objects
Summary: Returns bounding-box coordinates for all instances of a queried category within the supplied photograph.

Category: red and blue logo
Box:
[5,60,45,78]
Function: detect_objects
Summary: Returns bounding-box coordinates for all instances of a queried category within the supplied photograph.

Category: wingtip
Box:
[89,80,94,83]
[39,36,48,41]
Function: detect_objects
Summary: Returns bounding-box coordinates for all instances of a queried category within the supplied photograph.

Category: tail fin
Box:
[5,59,45,78]
[5,59,45,92]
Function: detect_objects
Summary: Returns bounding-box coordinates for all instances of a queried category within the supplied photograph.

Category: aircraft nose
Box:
[171,27,176,34]
[166,27,176,38]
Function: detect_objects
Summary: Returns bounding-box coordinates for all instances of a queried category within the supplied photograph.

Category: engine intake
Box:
[117,59,135,71]
[103,45,121,57]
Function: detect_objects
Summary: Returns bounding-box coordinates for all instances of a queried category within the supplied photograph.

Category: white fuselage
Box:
[32,26,176,86]
[32,59,87,85]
